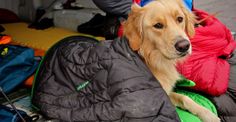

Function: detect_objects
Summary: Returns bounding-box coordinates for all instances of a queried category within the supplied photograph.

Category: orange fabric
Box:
[34,48,46,56]
[0,35,11,44]
[24,75,35,87]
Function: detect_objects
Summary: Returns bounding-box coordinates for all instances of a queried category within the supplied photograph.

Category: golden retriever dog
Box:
[123,0,220,122]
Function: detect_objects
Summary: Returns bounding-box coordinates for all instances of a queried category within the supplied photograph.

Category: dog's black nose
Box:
[175,39,190,52]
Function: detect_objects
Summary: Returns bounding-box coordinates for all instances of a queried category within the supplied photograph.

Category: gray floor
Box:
[194,0,236,32]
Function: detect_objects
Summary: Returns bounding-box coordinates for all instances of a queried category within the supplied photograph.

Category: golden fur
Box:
[123,0,220,122]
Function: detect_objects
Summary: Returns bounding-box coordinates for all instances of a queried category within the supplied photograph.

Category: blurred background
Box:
[195,0,236,32]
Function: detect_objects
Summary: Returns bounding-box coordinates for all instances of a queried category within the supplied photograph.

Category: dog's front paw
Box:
[198,110,220,122]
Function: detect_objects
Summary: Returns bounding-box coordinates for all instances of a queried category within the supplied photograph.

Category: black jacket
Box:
[32,36,180,122]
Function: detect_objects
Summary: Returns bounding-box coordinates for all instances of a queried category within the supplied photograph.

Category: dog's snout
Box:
[174,39,190,53]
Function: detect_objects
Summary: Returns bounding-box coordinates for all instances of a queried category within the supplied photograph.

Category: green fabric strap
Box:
[176,76,196,87]
[76,81,90,91]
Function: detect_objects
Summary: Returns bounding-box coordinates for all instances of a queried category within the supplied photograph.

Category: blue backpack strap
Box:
[139,0,193,11]
[183,0,193,11]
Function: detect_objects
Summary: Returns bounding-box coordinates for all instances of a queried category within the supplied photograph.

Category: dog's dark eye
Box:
[177,16,183,23]
[154,23,164,29]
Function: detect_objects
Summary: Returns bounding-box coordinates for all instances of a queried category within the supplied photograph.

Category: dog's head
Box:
[123,0,195,60]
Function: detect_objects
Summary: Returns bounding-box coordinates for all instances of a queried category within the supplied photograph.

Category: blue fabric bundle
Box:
[0,45,39,93]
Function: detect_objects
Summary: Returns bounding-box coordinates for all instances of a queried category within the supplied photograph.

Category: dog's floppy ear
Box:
[177,0,195,37]
[184,10,195,37]
[123,3,145,51]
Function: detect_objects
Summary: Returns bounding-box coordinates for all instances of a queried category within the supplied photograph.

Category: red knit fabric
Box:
[177,9,236,96]
[133,0,141,4]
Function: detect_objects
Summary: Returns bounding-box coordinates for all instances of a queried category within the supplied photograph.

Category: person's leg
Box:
[91,0,132,39]
[206,51,236,122]
[92,0,132,17]
[228,50,236,83]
